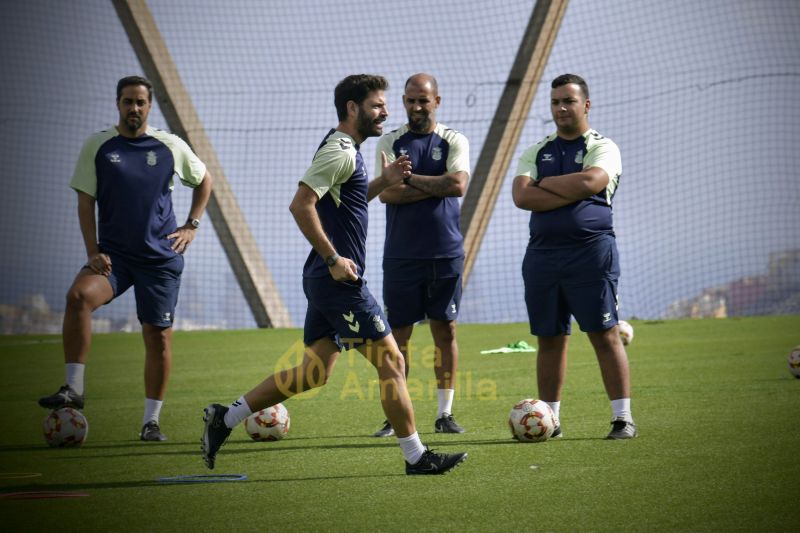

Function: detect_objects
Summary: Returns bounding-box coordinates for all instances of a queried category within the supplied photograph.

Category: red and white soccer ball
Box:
[788,345,800,379]
[243,403,290,441]
[43,407,88,447]
[618,320,634,346]
[508,399,556,443]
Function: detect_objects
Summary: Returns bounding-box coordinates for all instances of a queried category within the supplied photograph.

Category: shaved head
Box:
[402,73,441,133]
[405,73,438,96]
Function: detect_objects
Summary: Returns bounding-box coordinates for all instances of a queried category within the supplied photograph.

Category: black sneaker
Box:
[606,418,638,440]
[434,414,465,434]
[201,404,232,469]
[551,424,563,439]
[406,448,468,475]
[372,420,395,438]
[38,385,84,410]
[140,421,168,441]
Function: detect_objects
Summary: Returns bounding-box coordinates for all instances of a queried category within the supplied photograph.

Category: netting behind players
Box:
[1,0,798,333]
[465,0,800,322]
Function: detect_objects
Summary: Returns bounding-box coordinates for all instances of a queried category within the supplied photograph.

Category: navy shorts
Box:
[102,252,184,328]
[302,276,391,351]
[522,235,620,336]
[382,256,463,328]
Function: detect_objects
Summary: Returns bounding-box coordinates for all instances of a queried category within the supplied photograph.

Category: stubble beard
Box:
[408,114,431,133]
[122,115,143,135]
[356,112,381,140]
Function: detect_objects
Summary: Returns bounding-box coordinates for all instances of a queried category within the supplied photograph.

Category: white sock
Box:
[65,363,85,395]
[143,398,163,425]
[611,398,632,422]
[437,389,455,418]
[223,396,253,429]
[545,401,561,422]
[397,432,426,464]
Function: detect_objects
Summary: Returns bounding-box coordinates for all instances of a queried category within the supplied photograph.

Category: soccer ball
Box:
[43,408,88,447]
[788,346,800,379]
[618,320,634,346]
[243,403,290,441]
[508,399,556,442]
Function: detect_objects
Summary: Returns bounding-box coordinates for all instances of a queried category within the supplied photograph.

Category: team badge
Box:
[399,147,408,156]
[574,149,584,164]
[431,147,442,161]
[108,152,121,163]
[146,151,157,166]
[542,153,553,162]
[372,315,386,333]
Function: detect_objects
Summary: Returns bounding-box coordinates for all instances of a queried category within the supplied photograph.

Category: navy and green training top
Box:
[70,126,206,262]
[300,129,369,278]
[374,123,470,259]
[515,129,622,250]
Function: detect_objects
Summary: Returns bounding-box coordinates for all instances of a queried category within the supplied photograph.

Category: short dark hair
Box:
[117,75,153,102]
[551,73,589,100]
[334,74,389,121]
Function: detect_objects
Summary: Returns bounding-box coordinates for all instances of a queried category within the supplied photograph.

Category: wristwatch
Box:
[325,253,339,267]
[188,218,201,229]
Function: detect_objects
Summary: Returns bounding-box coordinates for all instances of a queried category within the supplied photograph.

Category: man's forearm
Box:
[187,171,213,221]
[290,202,336,259]
[537,168,608,201]
[367,174,392,202]
[76,193,99,257]
[404,171,467,198]
[511,176,574,212]
[378,182,432,204]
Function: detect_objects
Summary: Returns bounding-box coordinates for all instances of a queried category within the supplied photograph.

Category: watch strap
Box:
[325,253,339,267]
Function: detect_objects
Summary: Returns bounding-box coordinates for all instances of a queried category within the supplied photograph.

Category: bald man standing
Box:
[372,73,471,437]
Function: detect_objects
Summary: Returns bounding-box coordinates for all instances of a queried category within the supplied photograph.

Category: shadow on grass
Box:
[0,471,403,494]
[0,432,388,453]
[0,439,404,462]
[0,433,608,459]
[0,441,199,454]
[426,436,610,446]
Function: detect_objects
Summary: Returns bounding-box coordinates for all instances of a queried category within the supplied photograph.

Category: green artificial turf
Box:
[1,316,798,531]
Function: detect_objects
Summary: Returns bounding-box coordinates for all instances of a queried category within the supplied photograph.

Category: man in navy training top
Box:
[38,75,213,442]
[201,74,468,475]
[371,73,470,437]
[511,73,637,440]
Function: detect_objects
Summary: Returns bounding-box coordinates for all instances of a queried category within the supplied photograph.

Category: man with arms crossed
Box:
[371,73,470,437]
[39,75,213,441]
[511,73,636,439]
[201,74,467,475]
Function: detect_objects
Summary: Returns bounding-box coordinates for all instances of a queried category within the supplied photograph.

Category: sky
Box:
[1,0,798,330]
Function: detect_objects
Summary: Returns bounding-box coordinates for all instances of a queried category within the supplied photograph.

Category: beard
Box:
[408,114,432,133]
[123,114,143,132]
[356,109,382,139]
